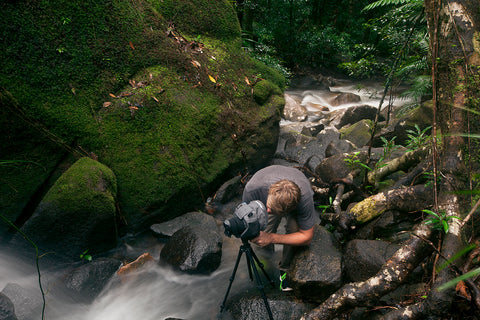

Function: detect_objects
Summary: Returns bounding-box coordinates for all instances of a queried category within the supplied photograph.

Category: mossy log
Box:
[367,147,429,187]
[300,223,433,320]
[344,184,432,226]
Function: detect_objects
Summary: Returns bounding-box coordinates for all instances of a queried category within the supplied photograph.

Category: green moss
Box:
[1,0,285,231]
[44,157,117,214]
[149,0,241,41]
[253,80,282,105]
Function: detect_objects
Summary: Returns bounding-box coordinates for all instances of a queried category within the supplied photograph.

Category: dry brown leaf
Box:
[129,41,135,50]
[245,77,251,86]
[109,93,117,98]
[103,102,112,108]
[191,60,201,68]
[152,96,159,102]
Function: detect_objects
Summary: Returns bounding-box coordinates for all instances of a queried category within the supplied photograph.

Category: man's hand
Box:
[251,231,273,247]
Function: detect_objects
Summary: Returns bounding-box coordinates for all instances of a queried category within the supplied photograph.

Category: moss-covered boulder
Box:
[339,119,373,148]
[10,157,117,261]
[0,0,285,236]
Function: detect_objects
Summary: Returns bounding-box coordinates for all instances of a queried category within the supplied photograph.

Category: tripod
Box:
[219,238,275,320]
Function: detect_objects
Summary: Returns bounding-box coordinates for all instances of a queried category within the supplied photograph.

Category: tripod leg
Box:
[220,247,244,313]
[245,248,275,320]
[249,247,276,288]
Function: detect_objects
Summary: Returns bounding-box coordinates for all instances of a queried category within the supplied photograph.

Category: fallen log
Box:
[300,223,433,320]
[367,147,429,187]
[342,184,432,228]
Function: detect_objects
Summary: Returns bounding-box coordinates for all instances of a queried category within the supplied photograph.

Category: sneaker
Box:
[279,272,293,292]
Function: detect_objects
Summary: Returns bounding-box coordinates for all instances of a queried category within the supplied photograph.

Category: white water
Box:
[1,236,280,320]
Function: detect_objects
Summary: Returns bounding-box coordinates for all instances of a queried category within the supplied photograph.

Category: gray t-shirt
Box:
[242,165,316,230]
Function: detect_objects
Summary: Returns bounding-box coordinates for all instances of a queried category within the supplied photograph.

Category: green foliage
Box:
[405,124,432,150]
[423,209,461,234]
[317,197,333,215]
[80,249,93,262]
[344,152,372,171]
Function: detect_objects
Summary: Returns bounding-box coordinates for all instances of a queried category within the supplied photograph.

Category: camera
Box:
[223,201,268,240]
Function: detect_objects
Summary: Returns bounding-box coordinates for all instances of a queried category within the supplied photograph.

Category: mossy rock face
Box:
[10,157,117,261]
[0,0,284,234]
[339,119,373,148]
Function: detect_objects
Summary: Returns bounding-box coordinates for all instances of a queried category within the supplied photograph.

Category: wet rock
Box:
[1,283,42,320]
[212,175,242,204]
[325,139,356,158]
[283,94,308,122]
[328,92,361,106]
[0,292,17,320]
[289,225,343,302]
[151,211,218,238]
[160,225,222,274]
[343,239,400,282]
[9,157,118,262]
[225,290,315,320]
[54,257,122,303]
[329,105,381,129]
[339,119,374,148]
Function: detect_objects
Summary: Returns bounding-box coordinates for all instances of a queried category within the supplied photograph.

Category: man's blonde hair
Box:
[267,179,301,215]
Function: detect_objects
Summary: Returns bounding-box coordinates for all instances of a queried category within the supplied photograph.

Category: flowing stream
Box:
[1,78,413,320]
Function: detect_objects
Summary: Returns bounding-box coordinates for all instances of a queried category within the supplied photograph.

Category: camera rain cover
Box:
[234,200,268,239]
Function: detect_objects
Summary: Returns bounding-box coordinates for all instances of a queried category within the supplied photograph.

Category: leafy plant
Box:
[405,124,432,150]
[344,152,372,171]
[317,196,333,215]
[80,249,92,262]
[423,209,461,234]
[376,136,399,168]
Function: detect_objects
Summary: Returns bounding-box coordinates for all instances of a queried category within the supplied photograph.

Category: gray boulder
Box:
[160,225,222,274]
[54,257,122,303]
[225,291,315,320]
[289,225,343,302]
[328,92,361,107]
[151,211,218,238]
[343,239,400,282]
[329,105,381,129]
[1,283,42,320]
[0,293,17,320]
[283,94,307,122]
[339,119,374,148]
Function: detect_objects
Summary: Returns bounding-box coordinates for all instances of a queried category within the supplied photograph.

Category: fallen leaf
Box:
[109,93,117,98]
[208,75,216,83]
[152,96,159,102]
[191,60,201,68]
[103,102,112,108]
[129,41,135,50]
[118,92,133,97]
[245,77,251,86]
[128,106,139,110]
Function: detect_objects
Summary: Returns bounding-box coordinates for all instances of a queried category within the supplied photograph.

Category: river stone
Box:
[9,157,117,262]
[225,290,315,320]
[329,105,380,129]
[283,93,307,122]
[343,239,400,282]
[289,225,343,302]
[160,225,222,274]
[54,257,122,303]
[150,211,217,238]
[328,92,361,106]
[0,292,17,320]
[1,283,42,320]
[339,119,374,148]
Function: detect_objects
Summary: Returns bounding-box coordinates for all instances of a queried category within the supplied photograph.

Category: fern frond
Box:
[363,0,420,11]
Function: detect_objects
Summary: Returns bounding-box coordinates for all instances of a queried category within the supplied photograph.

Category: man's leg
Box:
[278,215,299,272]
